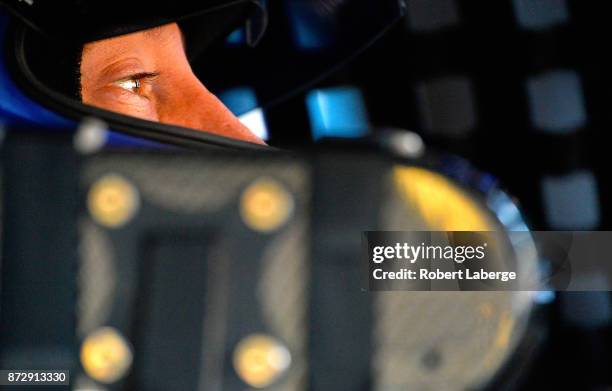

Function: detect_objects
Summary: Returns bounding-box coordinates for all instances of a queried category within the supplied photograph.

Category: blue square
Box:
[542,171,600,229]
[513,0,569,30]
[527,70,586,133]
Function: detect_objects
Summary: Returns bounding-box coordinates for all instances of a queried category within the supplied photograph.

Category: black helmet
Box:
[0,0,404,148]
[0,0,265,47]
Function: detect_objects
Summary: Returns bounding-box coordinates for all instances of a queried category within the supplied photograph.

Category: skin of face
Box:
[80,23,265,145]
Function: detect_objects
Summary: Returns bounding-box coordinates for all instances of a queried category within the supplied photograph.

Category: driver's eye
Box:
[113,72,159,95]
[115,78,142,93]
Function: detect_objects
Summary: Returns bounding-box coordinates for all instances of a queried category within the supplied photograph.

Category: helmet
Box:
[0,0,405,149]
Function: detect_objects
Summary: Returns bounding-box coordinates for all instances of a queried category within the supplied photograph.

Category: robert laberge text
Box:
[372,268,517,282]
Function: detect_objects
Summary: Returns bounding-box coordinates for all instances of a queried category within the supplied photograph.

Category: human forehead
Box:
[81,23,183,60]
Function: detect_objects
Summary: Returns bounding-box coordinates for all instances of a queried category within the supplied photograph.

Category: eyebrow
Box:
[95,57,147,85]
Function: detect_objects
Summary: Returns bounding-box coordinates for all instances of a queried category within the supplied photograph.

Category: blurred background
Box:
[207,0,609,232]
